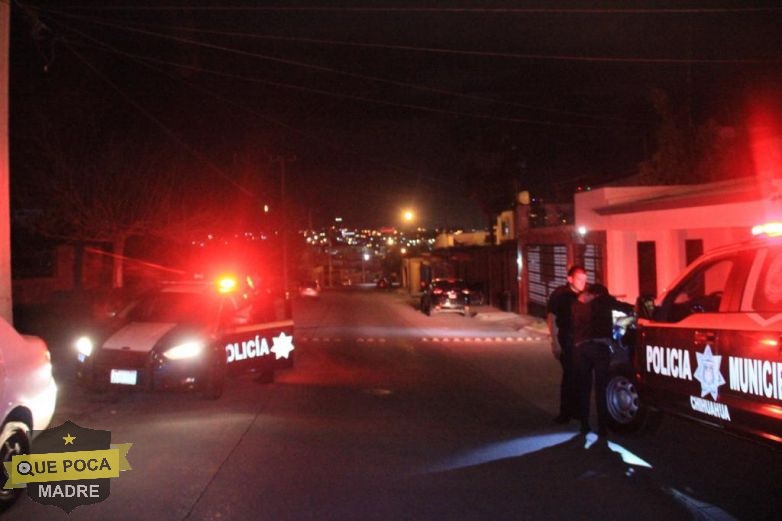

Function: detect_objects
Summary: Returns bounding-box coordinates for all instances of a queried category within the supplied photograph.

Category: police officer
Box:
[546,265,587,424]
[572,283,633,436]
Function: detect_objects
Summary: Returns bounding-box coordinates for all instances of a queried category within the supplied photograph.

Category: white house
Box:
[574,176,782,303]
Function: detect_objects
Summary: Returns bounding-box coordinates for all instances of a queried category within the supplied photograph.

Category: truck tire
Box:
[605,368,655,433]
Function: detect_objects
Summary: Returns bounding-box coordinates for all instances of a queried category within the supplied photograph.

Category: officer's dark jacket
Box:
[547,285,579,346]
[573,294,633,346]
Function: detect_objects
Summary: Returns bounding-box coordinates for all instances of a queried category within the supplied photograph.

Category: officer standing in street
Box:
[572,283,634,436]
[546,265,587,424]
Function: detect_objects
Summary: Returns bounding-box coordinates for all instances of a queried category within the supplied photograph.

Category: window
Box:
[637,241,658,298]
[742,246,782,314]
[662,257,735,322]
[128,292,220,325]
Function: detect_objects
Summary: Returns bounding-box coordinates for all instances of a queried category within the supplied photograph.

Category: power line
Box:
[24,4,782,15]
[58,41,256,197]
[66,15,782,66]
[79,18,642,123]
[52,20,439,188]
[45,15,650,203]
[38,9,633,130]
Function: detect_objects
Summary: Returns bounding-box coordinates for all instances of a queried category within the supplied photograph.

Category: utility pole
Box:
[273,155,295,297]
[0,2,12,323]
[327,230,333,288]
[279,157,288,297]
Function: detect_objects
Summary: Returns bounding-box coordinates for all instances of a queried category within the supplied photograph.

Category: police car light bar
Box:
[752,222,782,237]
[216,276,238,294]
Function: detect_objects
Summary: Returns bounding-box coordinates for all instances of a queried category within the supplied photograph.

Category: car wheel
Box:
[605,369,647,432]
[201,356,226,400]
[0,421,30,511]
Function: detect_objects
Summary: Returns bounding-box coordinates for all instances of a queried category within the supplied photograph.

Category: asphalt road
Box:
[6,288,782,520]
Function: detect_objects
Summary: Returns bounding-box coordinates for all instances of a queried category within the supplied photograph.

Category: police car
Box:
[610,223,782,445]
[0,318,58,510]
[74,275,294,399]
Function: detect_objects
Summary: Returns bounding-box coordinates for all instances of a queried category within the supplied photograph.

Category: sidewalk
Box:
[471,304,549,336]
[396,288,550,337]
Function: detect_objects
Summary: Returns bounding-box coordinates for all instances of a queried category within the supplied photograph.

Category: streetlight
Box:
[362,252,371,283]
[402,209,415,223]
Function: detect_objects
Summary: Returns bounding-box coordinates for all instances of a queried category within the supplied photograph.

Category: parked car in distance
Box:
[0,318,58,511]
[420,278,471,316]
[298,280,321,298]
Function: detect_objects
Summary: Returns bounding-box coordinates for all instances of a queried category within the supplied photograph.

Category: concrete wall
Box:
[575,183,778,303]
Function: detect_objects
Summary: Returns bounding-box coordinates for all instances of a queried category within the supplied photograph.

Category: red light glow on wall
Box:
[748,97,782,182]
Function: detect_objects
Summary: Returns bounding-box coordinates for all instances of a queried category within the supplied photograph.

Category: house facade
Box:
[574,177,782,305]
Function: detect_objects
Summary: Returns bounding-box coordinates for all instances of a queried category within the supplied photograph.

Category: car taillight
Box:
[462,289,470,294]
[433,288,443,295]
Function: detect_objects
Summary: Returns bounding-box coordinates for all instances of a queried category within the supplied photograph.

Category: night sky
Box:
[10,1,782,230]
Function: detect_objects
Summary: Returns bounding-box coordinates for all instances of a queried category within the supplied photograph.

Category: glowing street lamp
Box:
[362,252,371,283]
[402,209,415,223]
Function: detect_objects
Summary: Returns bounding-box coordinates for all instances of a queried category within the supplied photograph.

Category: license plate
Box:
[110,369,138,385]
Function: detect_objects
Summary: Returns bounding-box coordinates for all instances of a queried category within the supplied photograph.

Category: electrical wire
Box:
[31,14,651,124]
[97,19,782,66]
[51,20,463,203]
[40,23,448,206]
[59,42,257,197]
[36,8,633,130]
[23,4,782,15]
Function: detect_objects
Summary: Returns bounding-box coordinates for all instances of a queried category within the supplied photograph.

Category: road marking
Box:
[296,336,544,344]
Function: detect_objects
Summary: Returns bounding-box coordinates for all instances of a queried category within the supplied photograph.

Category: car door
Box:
[637,251,748,428]
[717,243,782,443]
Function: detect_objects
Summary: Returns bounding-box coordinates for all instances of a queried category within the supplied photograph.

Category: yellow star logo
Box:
[63,433,76,445]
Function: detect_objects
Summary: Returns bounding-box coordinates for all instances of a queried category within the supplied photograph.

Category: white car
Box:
[0,317,58,511]
[297,280,321,299]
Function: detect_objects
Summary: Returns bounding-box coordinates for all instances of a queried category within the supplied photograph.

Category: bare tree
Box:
[637,89,750,185]
[17,130,213,288]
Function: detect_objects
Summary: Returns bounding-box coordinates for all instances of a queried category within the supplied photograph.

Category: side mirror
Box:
[635,295,656,320]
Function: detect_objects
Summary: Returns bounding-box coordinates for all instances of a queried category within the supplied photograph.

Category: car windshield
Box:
[127,291,221,325]
[433,280,466,291]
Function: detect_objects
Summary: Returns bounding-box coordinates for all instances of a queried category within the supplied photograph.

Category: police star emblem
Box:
[270,332,294,360]
[694,345,726,400]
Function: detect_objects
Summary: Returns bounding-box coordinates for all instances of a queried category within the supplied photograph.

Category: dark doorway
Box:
[685,239,704,266]
[637,241,658,297]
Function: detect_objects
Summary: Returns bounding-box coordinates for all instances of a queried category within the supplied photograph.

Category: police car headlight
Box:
[75,336,94,357]
[163,341,205,360]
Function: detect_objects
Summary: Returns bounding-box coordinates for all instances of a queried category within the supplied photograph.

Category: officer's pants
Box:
[575,340,611,432]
